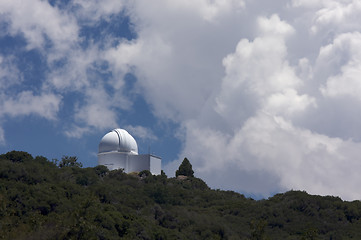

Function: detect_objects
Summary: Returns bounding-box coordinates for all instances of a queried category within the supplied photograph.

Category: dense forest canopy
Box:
[1,150,361,239]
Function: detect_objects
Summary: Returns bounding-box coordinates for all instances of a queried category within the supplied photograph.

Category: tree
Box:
[94,165,109,177]
[58,156,82,168]
[139,170,152,178]
[250,219,268,240]
[0,150,33,162]
[176,158,194,177]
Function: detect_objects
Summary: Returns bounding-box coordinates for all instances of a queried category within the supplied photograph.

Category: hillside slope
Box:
[0,151,361,239]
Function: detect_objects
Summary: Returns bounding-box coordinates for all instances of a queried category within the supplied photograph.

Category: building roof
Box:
[98,128,138,155]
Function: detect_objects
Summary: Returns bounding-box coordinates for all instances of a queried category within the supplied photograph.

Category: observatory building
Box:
[98,128,161,175]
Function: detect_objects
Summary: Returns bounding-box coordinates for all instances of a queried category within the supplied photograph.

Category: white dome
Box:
[99,129,138,155]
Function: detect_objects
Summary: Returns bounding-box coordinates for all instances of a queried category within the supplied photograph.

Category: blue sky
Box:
[1,0,361,200]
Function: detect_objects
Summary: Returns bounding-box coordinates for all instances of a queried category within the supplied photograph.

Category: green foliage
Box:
[0,150,33,162]
[176,157,194,177]
[93,165,109,177]
[2,151,361,239]
[58,156,82,168]
[250,219,268,240]
[139,169,152,178]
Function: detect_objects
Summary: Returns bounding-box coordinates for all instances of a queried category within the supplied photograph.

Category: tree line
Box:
[0,150,361,239]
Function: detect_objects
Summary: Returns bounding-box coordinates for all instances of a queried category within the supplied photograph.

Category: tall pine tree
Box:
[176,158,194,177]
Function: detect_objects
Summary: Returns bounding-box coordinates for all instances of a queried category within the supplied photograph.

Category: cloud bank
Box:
[119,0,361,200]
[1,0,361,200]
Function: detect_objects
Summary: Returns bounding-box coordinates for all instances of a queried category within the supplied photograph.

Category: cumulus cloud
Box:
[0,91,61,120]
[0,0,78,51]
[125,125,158,141]
[101,1,361,200]
[106,0,248,121]
[0,55,22,89]
[179,109,361,200]
[319,32,361,99]
[0,0,133,140]
[2,0,361,200]
[215,14,310,128]
[313,1,361,33]
[291,0,361,34]
[174,14,324,197]
[0,127,5,145]
[72,0,124,22]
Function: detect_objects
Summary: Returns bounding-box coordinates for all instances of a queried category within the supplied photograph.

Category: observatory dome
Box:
[99,129,138,155]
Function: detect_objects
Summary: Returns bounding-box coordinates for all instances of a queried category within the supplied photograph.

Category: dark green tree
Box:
[250,219,268,240]
[176,158,194,177]
[58,156,82,168]
[94,165,109,177]
[0,150,33,162]
[139,170,152,178]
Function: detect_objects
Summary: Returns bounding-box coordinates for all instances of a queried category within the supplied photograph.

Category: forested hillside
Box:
[1,151,361,239]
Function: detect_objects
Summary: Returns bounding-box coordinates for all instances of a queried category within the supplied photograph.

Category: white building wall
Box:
[128,155,150,173]
[149,155,161,175]
[98,152,162,175]
[98,152,127,171]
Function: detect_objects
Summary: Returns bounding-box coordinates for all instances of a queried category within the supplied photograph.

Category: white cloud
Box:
[42,0,361,200]
[266,89,316,116]
[0,55,22,89]
[0,127,5,145]
[125,125,158,141]
[178,111,361,200]
[319,32,361,100]
[72,86,127,132]
[1,0,361,200]
[46,47,98,91]
[148,8,361,200]
[64,125,91,139]
[291,0,323,8]
[258,14,295,37]
[0,0,134,140]
[0,0,78,51]
[0,1,75,144]
[128,0,245,24]
[313,1,361,29]
[166,14,325,197]
[292,0,361,34]
[0,91,61,120]
[236,113,361,200]
[187,0,245,22]
[106,0,248,121]
[215,14,313,126]
[73,0,125,22]
[104,39,143,89]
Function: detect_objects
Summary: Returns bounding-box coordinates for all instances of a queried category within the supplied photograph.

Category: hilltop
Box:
[0,151,361,239]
